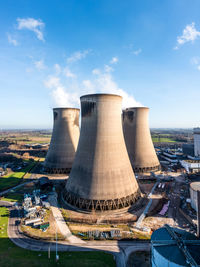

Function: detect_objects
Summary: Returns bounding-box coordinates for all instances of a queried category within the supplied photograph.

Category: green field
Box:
[0,161,36,192]
[152,137,176,143]
[0,134,51,144]
[1,192,23,202]
[0,207,115,267]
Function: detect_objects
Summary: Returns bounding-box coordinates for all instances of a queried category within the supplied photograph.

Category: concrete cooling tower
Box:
[123,107,160,173]
[64,94,140,211]
[44,108,80,174]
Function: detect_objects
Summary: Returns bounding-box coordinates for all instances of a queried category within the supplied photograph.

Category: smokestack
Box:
[64,94,140,211]
[44,108,80,174]
[122,107,160,174]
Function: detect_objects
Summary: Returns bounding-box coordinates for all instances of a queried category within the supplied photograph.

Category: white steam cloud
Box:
[44,76,79,107]
[44,58,142,109]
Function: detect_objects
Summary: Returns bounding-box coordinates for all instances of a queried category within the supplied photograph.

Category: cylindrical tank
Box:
[44,108,80,174]
[64,94,140,211]
[122,107,160,173]
[190,182,200,211]
[151,226,200,267]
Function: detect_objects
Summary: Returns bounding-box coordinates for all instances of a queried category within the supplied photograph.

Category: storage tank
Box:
[190,182,200,211]
[44,108,80,174]
[122,107,160,173]
[151,225,200,267]
[64,94,140,211]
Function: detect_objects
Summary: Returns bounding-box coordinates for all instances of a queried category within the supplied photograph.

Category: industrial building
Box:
[190,182,200,212]
[151,225,200,267]
[194,128,200,158]
[64,94,141,211]
[122,107,160,173]
[182,144,194,158]
[160,151,178,163]
[44,108,80,174]
[180,160,200,173]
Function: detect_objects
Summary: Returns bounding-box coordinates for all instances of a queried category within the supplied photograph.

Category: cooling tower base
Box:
[63,190,141,212]
[44,167,71,174]
[133,164,161,174]
[61,191,147,224]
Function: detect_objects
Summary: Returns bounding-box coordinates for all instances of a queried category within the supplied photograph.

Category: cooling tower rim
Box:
[53,107,80,111]
[124,106,149,111]
[80,93,122,99]
[190,181,200,191]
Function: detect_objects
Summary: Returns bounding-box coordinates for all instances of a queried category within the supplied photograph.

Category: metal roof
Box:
[151,225,200,266]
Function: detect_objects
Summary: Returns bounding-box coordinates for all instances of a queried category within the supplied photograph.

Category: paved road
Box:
[136,180,159,228]
[0,181,35,197]
[5,203,150,267]
[48,193,85,244]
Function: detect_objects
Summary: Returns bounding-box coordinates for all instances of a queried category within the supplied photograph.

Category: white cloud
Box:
[110,57,118,64]
[7,33,18,46]
[34,59,46,70]
[54,64,61,75]
[17,18,45,41]
[82,80,94,90]
[67,50,89,63]
[44,58,141,109]
[104,64,113,73]
[63,67,76,78]
[89,63,142,108]
[51,87,79,107]
[94,72,142,108]
[44,76,79,107]
[175,22,200,49]
[44,76,60,88]
[132,48,142,55]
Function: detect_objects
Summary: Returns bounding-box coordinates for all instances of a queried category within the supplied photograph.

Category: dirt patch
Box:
[142,216,174,231]
[139,183,155,194]
[147,197,168,216]
[21,209,65,240]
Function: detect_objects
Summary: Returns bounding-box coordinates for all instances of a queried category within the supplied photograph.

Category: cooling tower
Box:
[64,94,140,211]
[44,108,80,174]
[123,107,160,173]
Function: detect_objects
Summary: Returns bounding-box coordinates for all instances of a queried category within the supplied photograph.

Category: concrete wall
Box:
[44,108,80,173]
[64,94,140,211]
[122,107,160,173]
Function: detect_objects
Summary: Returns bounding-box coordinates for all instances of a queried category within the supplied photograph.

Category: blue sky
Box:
[0,0,200,129]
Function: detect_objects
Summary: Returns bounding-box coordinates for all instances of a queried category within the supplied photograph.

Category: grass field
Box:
[152,137,176,143]
[1,192,23,202]
[0,207,116,267]
[0,134,51,144]
[0,161,36,192]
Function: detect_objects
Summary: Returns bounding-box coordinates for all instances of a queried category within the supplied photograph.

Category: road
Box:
[48,193,85,244]
[0,201,150,267]
[136,179,159,228]
[0,181,35,197]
